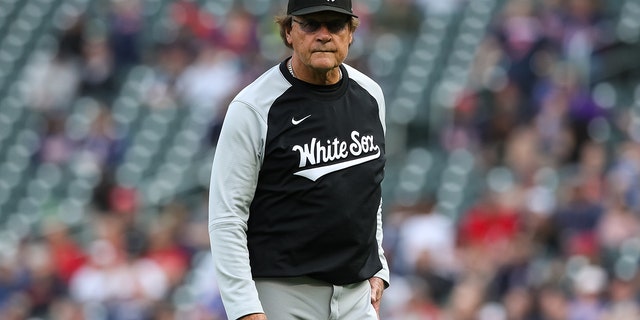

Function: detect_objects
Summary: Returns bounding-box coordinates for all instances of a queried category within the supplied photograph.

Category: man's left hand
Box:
[369,277,385,318]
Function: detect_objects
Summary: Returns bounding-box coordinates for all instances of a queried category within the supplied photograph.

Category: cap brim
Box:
[290,5,358,17]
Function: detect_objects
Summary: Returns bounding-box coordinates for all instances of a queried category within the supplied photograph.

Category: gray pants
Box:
[254,277,378,320]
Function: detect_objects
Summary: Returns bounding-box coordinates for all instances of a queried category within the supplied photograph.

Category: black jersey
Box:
[208,58,389,318]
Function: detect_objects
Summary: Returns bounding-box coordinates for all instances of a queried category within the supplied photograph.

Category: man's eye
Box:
[293,18,348,33]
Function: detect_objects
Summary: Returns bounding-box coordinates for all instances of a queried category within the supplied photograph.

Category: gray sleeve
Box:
[208,101,266,320]
[374,199,390,287]
[372,74,390,286]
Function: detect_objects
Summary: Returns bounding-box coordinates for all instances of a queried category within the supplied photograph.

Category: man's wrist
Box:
[239,313,267,320]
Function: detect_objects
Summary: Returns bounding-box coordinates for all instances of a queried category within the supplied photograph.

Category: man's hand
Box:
[369,277,385,318]
[239,313,267,320]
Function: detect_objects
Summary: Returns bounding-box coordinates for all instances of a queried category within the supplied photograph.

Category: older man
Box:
[208,0,389,319]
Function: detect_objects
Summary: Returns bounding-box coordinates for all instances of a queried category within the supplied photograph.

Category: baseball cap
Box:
[287,0,358,17]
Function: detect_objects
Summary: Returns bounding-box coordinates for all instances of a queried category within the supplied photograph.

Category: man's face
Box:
[286,11,353,73]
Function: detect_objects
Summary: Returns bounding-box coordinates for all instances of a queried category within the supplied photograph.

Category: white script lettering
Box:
[292,131,380,169]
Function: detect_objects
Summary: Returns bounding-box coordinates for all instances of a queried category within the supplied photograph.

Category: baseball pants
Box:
[254,276,378,319]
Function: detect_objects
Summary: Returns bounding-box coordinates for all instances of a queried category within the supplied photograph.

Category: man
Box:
[208,0,389,319]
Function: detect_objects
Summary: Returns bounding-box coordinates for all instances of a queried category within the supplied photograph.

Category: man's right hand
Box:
[239,313,267,320]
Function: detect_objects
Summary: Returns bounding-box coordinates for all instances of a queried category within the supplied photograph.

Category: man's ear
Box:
[286,28,293,46]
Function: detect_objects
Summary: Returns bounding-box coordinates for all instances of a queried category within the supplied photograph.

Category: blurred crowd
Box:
[1,0,639,319]
[383,0,640,319]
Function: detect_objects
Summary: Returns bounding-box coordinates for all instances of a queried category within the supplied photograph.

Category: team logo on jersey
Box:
[292,130,380,181]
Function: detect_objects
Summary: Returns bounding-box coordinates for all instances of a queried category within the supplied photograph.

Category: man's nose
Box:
[316,25,332,41]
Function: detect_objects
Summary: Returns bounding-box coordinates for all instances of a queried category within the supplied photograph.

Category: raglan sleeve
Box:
[373,84,390,287]
[374,199,390,287]
[208,100,266,320]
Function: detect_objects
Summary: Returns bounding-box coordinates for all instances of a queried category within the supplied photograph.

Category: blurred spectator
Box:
[57,13,87,62]
[477,82,523,166]
[394,200,458,305]
[79,38,117,101]
[566,264,608,320]
[552,177,604,259]
[396,200,458,275]
[37,113,76,165]
[413,250,456,307]
[440,91,482,153]
[92,169,141,225]
[92,170,118,212]
[175,43,241,118]
[0,250,29,316]
[215,8,259,58]
[607,142,640,209]
[601,274,640,320]
[385,276,443,320]
[48,298,84,320]
[171,0,218,41]
[493,0,548,118]
[560,0,612,82]
[0,293,31,320]
[502,286,536,320]
[95,204,146,260]
[538,0,566,46]
[190,253,227,320]
[596,196,640,263]
[110,185,139,216]
[443,277,486,320]
[565,88,608,163]
[108,0,143,69]
[77,106,124,169]
[458,190,521,260]
[144,203,191,289]
[41,220,87,285]
[21,242,66,318]
[533,64,577,165]
[573,141,607,199]
[69,239,169,319]
[487,235,537,301]
[534,284,570,320]
[503,126,543,181]
[179,189,214,253]
[26,50,80,112]
[147,300,179,320]
[144,40,193,109]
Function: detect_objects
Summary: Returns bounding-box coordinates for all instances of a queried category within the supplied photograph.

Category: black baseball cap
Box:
[287,0,358,17]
